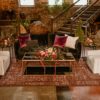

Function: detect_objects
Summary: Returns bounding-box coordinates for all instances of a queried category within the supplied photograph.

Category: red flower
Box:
[52,52,57,59]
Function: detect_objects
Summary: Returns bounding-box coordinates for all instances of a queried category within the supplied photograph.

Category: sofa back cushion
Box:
[65,34,79,49]
[18,34,31,48]
[53,35,67,48]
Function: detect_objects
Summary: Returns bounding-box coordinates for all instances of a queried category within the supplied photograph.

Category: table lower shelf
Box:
[24,66,72,75]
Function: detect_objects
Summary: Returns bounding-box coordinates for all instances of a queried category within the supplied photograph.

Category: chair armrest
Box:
[87,50,100,56]
[0,51,10,56]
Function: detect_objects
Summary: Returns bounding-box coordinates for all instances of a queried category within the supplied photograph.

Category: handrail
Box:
[70,5,86,18]
[71,0,100,36]
[86,8,100,23]
[53,0,80,20]
[50,0,81,33]
[73,0,99,21]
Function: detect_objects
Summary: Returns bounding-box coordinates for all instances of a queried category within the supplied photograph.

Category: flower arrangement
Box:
[39,47,57,60]
[85,37,93,46]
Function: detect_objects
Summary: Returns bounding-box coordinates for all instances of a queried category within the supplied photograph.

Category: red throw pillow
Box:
[53,35,67,48]
[18,34,31,48]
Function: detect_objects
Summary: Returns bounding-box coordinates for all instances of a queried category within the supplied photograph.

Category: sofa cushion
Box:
[0,51,10,75]
[18,34,31,48]
[87,55,95,70]
[53,35,67,48]
[65,35,79,49]
[87,55,100,74]
[20,24,27,34]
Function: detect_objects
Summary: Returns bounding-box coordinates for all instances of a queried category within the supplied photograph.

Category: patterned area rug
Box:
[0,58,100,86]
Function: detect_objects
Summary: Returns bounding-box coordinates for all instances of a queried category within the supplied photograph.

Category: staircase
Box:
[52,0,100,36]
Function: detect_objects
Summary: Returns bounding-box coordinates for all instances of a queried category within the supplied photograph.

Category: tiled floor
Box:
[0,86,57,100]
[0,86,100,100]
[57,86,100,100]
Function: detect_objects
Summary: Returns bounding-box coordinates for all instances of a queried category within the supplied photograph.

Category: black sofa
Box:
[50,33,82,61]
[14,33,81,60]
[14,33,48,60]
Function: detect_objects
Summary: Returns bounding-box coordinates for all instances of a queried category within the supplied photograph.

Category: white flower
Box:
[47,47,53,53]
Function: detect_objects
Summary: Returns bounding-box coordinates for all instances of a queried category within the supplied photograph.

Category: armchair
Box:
[86,50,100,74]
[0,51,10,75]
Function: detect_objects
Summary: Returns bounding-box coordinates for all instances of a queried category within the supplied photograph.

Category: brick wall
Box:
[0,0,99,21]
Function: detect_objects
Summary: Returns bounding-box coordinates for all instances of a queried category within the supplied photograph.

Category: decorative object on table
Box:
[39,47,57,60]
[39,47,64,60]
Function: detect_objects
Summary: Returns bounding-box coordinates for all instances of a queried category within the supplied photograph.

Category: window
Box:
[19,0,35,7]
[74,0,87,5]
[48,0,63,6]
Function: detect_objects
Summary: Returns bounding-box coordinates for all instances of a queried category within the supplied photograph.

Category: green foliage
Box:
[47,5,62,15]
[20,19,30,30]
[62,2,70,10]
[46,2,70,16]
[75,19,84,43]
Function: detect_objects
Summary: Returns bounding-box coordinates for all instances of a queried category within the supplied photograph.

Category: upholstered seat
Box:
[87,50,100,74]
[0,51,10,75]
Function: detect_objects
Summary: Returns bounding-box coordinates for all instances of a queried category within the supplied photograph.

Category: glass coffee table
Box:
[22,52,75,75]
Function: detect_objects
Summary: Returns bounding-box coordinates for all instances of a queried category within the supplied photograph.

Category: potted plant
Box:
[75,19,84,43]
[74,19,85,59]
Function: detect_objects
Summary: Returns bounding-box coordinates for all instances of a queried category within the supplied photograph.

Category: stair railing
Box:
[86,7,100,24]
[69,5,87,33]
[71,0,99,35]
[50,0,80,33]
[73,0,99,21]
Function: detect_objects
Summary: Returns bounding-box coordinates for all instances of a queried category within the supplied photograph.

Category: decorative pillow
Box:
[53,35,67,48]
[20,24,27,34]
[65,35,79,49]
[18,34,31,48]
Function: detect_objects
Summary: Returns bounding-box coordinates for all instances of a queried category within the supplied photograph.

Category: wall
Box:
[0,0,100,10]
[0,0,99,20]
[0,0,73,10]
[0,0,18,10]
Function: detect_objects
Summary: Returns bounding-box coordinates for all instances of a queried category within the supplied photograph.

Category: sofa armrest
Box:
[14,39,20,59]
[87,50,100,56]
[0,51,10,56]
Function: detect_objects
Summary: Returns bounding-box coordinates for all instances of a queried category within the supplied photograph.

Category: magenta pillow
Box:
[18,34,31,48]
[53,35,67,48]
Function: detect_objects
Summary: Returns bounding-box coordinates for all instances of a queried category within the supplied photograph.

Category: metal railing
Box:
[50,0,81,33]
[71,0,100,35]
